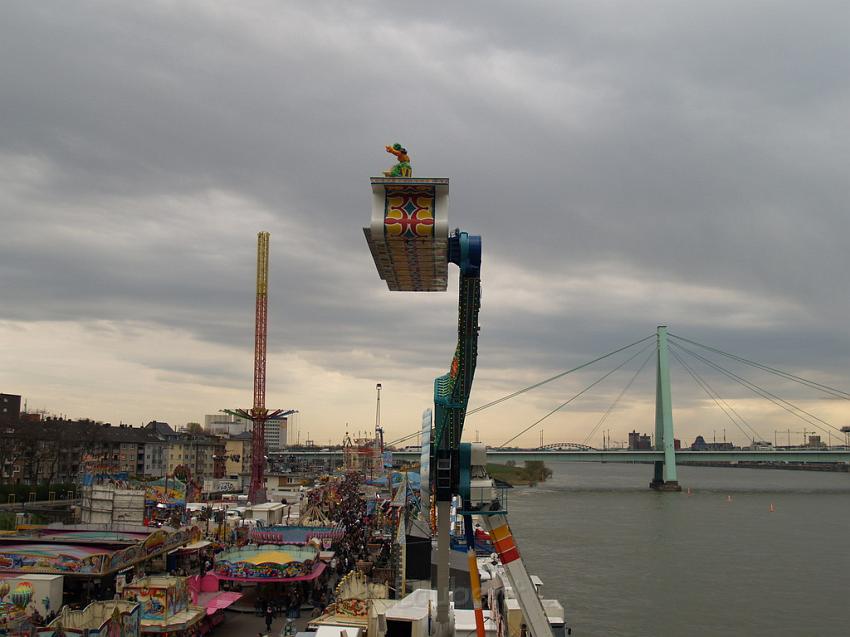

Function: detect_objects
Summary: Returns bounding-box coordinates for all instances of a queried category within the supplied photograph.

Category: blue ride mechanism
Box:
[362,165,481,505]
[365,161,524,637]
[434,230,481,502]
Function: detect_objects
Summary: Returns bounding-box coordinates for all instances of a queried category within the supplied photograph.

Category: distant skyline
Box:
[1,2,848,447]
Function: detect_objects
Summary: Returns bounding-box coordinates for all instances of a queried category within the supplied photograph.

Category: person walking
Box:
[265,604,275,633]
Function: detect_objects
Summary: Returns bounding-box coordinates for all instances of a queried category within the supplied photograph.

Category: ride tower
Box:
[225,232,295,504]
[364,146,482,637]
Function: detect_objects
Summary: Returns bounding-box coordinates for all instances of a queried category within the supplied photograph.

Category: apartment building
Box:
[1,418,168,484]
[224,432,253,478]
[265,415,288,451]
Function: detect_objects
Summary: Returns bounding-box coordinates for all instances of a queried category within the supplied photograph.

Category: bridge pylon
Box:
[651,325,682,491]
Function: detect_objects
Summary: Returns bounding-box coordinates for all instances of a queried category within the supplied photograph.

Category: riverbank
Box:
[486,461,552,486]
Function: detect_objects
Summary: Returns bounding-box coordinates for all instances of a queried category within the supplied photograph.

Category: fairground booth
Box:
[121,576,207,636]
[116,574,240,636]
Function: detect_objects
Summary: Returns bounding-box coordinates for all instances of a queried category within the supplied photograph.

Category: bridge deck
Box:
[278,449,850,464]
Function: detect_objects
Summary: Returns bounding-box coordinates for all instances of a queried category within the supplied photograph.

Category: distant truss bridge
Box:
[535,442,597,451]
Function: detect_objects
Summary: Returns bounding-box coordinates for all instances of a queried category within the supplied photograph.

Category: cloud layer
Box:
[1,1,848,446]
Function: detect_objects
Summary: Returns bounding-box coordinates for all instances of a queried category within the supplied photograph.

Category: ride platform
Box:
[363,177,450,291]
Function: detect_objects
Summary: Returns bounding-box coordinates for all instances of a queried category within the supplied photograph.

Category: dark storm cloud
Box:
[1,1,848,434]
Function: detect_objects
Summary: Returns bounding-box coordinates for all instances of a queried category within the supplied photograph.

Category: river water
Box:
[505,462,849,637]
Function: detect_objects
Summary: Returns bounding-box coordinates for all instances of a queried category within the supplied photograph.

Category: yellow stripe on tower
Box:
[256,231,269,295]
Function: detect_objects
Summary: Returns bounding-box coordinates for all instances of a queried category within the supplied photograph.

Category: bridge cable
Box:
[671,341,842,437]
[385,334,655,448]
[497,340,656,449]
[668,345,765,443]
[668,333,850,400]
[670,341,842,439]
[582,347,655,447]
[385,430,423,447]
[467,334,655,416]
[669,345,763,442]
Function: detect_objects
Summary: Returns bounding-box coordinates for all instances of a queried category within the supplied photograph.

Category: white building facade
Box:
[204,414,250,436]
[264,416,288,451]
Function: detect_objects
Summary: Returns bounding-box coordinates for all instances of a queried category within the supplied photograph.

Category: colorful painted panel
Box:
[0,544,106,574]
[214,559,314,580]
[384,186,435,239]
[124,586,167,620]
[0,601,28,631]
[144,477,186,506]
[0,527,200,576]
[100,608,137,637]
[167,578,188,615]
[365,177,449,292]
[213,545,318,580]
[117,606,141,637]
[122,577,192,622]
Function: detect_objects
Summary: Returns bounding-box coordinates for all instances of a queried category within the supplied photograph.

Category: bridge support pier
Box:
[650,326,681,492]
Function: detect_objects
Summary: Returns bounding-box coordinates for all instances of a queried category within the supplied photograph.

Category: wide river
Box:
[505,462,849,637]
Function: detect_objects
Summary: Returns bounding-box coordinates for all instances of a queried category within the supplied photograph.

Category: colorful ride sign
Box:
[363,177,450,292]
[144,477,186,506]
[213,544,320,580]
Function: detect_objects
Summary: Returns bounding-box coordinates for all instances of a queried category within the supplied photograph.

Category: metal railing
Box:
[459,485,508,515]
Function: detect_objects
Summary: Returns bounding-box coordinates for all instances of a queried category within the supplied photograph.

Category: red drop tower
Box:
[225,231,294,504]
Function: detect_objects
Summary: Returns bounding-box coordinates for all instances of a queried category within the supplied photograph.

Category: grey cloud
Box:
[1,1,848,436]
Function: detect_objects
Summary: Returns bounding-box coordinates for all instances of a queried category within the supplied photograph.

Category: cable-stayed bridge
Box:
[293,326,850,490]
[280,448,850,465]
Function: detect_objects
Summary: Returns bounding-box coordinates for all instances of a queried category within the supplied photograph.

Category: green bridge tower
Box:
[651,325,682,491]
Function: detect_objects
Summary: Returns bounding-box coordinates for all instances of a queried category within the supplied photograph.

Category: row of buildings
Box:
[0,393,293,486]
[627,430,682,451]
[627,429,831,451]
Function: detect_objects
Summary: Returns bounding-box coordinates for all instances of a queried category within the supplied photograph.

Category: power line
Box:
[669,333,850,400]
[498,340,655,449]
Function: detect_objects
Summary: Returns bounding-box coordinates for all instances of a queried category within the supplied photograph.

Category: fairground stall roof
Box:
[212,543,325,582]
[190,573,243,617]
[0,525,199,576]
[37,529,152,543]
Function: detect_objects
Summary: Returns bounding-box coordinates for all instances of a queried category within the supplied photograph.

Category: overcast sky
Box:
[1,1,848,447]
